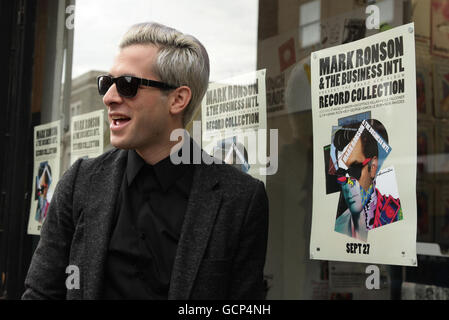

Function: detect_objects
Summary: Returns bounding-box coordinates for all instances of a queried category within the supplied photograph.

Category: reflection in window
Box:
[300,0,321,48]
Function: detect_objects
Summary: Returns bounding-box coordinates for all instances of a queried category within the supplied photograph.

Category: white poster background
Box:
[70,109,104,165]
[28,120,61,235]
[201,70,267,183]
[310,24,417,266]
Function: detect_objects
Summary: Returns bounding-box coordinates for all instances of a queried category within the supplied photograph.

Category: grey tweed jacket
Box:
[22,147,268,300]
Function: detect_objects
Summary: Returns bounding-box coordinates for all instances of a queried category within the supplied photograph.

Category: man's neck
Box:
[136,139,181,165]
[135,119,186,165]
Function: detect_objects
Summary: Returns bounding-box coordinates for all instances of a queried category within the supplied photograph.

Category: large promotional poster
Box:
[70,109,104,165]
[27,120,61,235]
[310,23,417,266]
[201,70,268,183]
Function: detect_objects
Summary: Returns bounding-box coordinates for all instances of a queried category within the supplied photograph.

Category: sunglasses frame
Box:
[97,75,178,98]
[336,157,372,183]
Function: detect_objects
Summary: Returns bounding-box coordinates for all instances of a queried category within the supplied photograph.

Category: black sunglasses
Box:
[97,75,178,98]
[336,158,372,183]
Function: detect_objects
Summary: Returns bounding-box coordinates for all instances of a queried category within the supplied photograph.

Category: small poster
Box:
[70,109,104,165]
[310,23,417,266]
[201,70,268,183]
[27,120,61,235]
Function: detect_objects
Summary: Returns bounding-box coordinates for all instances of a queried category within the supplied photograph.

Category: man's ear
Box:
[369,156,378,179]
[168,86,192,116]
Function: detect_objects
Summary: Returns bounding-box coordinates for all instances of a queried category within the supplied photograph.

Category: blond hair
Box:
[119,22,210,127]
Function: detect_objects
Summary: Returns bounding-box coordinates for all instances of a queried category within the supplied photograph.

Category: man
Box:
[23,22,268,300]
[332,119,402,241]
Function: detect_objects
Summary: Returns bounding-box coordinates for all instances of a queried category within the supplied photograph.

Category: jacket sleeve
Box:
[229,180,269,299]
[22,159,83,300]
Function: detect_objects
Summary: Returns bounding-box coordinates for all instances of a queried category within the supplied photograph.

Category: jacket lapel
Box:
[84,149,127,299]
[168,158,222,299]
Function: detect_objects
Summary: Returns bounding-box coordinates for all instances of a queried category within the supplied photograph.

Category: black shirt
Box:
[102,149,194,299]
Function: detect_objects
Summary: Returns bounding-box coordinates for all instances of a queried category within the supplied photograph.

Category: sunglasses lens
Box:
[347,166,361,180]
[98,76,113,95]
[116,76,138,97]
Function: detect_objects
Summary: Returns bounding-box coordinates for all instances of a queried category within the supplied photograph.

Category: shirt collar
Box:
[126,148,193,194]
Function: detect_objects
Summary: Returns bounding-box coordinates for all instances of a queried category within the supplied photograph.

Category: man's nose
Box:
[103,83,123,107]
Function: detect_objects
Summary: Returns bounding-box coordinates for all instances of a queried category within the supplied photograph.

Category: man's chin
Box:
[110,138,134,150]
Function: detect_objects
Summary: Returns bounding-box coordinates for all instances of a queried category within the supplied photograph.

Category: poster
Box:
[27,120,61,235]
[310,23,417,266]
[201,70,268,183]
[70,109,104,165]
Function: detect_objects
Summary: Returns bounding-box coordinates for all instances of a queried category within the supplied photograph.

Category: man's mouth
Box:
[112,118,130,125]
[110,115,131,129]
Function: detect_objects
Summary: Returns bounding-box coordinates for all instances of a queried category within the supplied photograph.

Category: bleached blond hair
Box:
[119,22,210,126]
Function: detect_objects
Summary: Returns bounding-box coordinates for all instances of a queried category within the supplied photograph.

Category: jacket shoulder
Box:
[76,148,125,172]
[208,162,264,193]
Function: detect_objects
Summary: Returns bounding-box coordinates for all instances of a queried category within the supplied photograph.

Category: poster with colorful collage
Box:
[310,24,417,266]
[27,120,61,235]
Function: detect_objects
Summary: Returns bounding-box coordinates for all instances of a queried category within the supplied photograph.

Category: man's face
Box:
[103,44,170,153]
[39,173,49,198]
[345,138,374,191]
[341,138,375,215]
